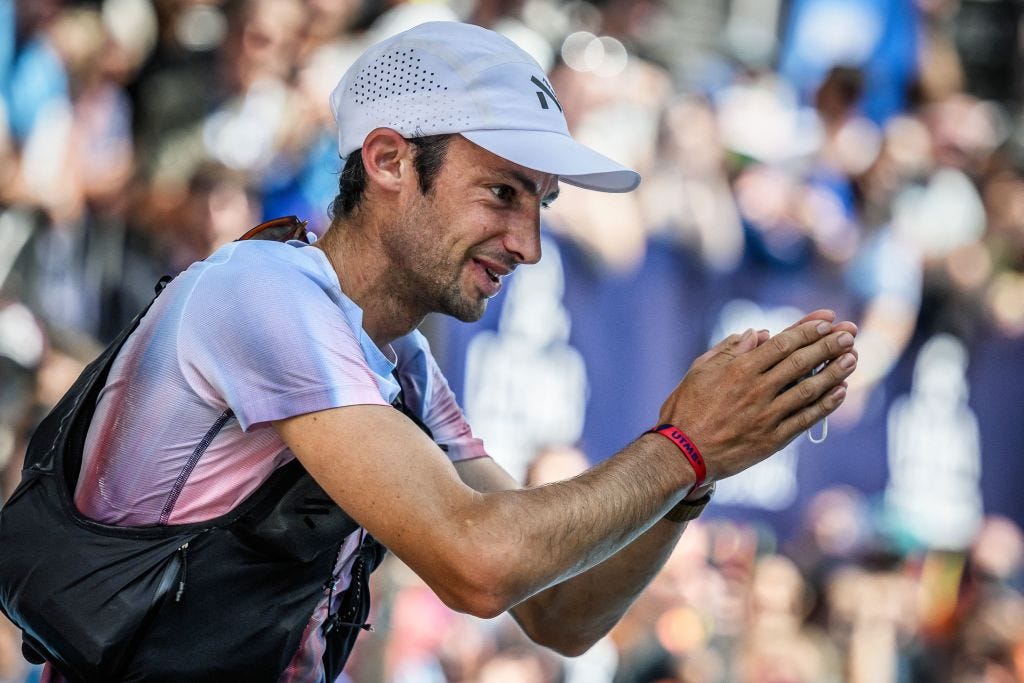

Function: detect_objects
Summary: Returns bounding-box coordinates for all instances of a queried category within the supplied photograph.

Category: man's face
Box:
[383,135,559,322]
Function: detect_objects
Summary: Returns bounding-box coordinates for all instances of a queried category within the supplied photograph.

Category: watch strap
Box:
[663,485,715,523]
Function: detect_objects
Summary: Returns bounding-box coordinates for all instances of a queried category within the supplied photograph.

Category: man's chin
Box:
[440,297,488,323]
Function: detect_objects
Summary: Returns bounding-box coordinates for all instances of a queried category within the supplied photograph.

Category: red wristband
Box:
[647,424,707,488]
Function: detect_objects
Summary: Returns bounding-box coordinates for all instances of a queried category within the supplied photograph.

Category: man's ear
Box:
[361,128,415,196]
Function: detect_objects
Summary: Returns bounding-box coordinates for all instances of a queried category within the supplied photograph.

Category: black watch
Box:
[664,484,715,523]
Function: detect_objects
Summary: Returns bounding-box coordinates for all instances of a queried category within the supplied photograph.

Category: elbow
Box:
[443,592,509,621]
[429,547,524,620]
[522,622,604,658]
[538,636,597,658]
[514,600,606,657]
[426,546,607,656]
[558,642,598,658]
[420,498,537,620]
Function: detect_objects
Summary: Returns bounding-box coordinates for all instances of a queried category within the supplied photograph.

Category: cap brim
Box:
[461,129,641,193]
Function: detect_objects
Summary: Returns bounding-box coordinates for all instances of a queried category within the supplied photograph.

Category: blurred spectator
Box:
[2,0,1023,681]
[0,612,38,683]
[736,555,841,683]
[779,0,919,124]
[0,0,68,147]
[0,301,44,500]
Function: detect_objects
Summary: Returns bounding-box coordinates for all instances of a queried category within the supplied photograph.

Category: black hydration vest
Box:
[0,219,421,681]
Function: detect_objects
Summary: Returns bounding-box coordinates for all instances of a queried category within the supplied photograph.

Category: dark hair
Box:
[329,134,453,220]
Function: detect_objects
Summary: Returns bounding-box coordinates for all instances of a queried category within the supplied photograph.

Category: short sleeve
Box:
[421,349,489,463]
[178,247,388,431]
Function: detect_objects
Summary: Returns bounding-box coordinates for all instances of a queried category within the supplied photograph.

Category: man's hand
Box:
[656,312,858,484]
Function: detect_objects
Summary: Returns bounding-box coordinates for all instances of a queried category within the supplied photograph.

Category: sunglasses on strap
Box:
[236,216,311,243]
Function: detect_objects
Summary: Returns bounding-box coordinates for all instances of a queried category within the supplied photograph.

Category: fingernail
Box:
[741,328,754,341]
[816,321,832,335]
[838,353,856,369]
[831,386,847,401]
[838,332,854,347]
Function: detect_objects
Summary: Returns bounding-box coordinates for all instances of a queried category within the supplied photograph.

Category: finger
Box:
[784,309,836,332]
[734,328,759,354]
[786,314,858,341]
[758,310,853,352]
[748,320,834,372]
[693,328,757,366]
[823,322,859,361]
[776,384,848,443]
[833,320,858,337]
[692,333,740,366]
[831,322,859,361]
[773,350,857,416]
[765,330,856,390]
[782,318,858,362]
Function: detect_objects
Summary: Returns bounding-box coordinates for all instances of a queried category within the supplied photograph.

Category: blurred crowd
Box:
[1,0,1023,681]
[341,478,1024,683]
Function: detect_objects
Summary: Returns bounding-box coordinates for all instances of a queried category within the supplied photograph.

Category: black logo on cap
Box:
[532,76,562,112]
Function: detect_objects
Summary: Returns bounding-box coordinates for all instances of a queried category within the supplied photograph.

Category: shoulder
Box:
[174,241,346,323]
[193,241,338,296]
[174,240,356,354]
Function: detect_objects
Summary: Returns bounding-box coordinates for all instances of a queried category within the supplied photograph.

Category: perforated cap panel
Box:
[346,45,475,138]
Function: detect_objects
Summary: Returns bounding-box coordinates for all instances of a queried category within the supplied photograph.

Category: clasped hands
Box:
[664,309,859,497]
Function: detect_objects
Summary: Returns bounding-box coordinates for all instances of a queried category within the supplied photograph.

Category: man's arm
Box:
[273,318,857,625]
[454,454,700,656]
[452,312,858,656]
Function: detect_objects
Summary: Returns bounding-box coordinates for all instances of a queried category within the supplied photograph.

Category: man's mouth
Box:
[474,257,511,280]
[471,258,512,296]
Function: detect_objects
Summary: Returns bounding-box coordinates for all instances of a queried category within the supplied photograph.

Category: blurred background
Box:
[1,0,1023,681]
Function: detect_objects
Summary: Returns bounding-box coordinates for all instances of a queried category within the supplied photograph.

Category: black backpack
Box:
[0,218,420,681]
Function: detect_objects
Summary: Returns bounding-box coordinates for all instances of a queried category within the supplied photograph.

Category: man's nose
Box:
[504,213,542,265]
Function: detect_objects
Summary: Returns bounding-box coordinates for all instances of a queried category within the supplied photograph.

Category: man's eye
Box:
[490,185,514,202]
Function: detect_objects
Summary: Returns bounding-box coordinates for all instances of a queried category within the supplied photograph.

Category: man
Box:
[2,22,858,682]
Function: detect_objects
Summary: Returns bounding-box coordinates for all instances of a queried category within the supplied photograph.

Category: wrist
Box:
[645,424,708,489]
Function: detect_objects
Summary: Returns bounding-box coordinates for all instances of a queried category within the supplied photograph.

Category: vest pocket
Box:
[231,466,360,563]
[9,529,200,681]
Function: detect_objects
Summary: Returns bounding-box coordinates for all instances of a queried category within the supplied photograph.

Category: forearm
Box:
[277,406,695,621]
[464,434,695,615]
[510,511,689,656]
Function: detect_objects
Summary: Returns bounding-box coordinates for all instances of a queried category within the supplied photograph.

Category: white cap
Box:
[329,21,640,193]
